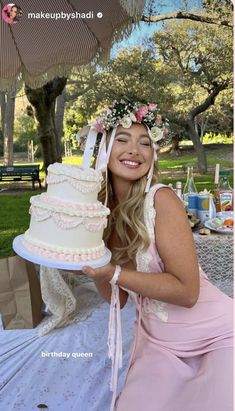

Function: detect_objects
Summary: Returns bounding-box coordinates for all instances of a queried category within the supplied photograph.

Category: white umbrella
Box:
[0,0,146,90]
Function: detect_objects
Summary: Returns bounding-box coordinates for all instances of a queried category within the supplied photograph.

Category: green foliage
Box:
[65,17,232,144]
[14,114,40,155]
[63,98,86,148]
[194,88,233,137]
[62,65,99,147]
[202,0,233,23]
[151,19,233,116]
[72,47,165,123]
[10,7,233,165]
[97,48,160,103]
[203,132,234,144]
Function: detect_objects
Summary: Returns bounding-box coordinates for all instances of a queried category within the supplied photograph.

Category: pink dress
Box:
[108,184,233,411]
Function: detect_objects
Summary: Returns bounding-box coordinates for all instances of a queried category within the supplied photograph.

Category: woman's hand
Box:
[61,269,85,276]
[82,263,116,283]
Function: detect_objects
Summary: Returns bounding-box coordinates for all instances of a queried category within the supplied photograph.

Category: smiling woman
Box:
[98,122,159,266]
[77,99,233,411]
[109,124,154,185]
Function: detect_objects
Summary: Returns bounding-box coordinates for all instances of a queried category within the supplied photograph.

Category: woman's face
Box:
[10,7,17,19]
[108,123,153,183]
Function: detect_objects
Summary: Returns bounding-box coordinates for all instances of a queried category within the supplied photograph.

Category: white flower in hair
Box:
[120,115,132,128]
[130,112,137,122]
[150,126,163,142]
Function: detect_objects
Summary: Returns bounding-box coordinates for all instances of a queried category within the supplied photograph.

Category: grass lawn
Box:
[0,143,233,257]
[0,193,31,257]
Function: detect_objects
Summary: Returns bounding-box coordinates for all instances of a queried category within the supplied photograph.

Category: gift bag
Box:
[0,255,44,329]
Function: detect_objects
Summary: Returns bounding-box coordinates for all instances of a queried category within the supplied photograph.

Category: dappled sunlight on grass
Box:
[159,148,233,170]
[160,176,214,191]
[1,228,20,235]
[63,155,83,165]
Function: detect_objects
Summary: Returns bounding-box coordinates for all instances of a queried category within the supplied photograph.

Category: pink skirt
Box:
[115,278,233,411]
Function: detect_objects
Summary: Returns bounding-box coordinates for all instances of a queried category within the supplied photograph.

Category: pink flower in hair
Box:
[94,119,104,132]
[148,103,157,111]
[135,106,149,122]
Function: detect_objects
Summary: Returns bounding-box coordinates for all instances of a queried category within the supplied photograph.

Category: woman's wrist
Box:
[109,265,122,285]
[92,263,116,284]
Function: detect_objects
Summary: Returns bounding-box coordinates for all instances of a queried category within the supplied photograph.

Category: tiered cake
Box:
[22,163,110,262]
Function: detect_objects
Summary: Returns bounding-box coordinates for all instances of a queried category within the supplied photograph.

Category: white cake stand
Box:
[13,235,112,270]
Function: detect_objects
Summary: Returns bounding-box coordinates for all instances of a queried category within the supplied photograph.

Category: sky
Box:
[111,0,203,57]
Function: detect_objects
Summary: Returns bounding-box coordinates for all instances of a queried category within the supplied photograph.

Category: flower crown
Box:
[94,99,170,147]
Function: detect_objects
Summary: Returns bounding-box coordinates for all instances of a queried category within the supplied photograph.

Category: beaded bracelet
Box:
[109,265,122,286]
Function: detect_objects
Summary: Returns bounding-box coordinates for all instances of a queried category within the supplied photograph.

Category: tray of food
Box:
[204,213,233,234]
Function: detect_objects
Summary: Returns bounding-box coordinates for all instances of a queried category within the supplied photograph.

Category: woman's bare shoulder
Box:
[153,186,185,216]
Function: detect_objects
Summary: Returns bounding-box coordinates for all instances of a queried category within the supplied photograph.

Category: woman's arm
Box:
[114,188,200,307]
[83,188,200,308]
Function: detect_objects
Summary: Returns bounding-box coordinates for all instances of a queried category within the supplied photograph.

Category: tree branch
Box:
[189,83,228,119]
[141,11,233,29]
[65,84,93,102]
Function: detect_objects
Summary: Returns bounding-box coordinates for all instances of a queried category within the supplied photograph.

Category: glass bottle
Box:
[214,171,233,212]
[183,166,198,201]
[175,181,182,199]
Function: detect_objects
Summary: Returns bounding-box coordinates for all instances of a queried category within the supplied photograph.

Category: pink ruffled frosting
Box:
[23,238,105,262]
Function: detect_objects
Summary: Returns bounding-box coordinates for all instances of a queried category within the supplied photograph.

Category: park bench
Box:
[0,165,42,189]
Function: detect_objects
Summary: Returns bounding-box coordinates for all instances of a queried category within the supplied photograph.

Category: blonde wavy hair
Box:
[97,129,159,265]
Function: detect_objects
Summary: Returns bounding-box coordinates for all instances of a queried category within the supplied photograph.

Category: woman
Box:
[80,100,233,411]
[2,4,22,24]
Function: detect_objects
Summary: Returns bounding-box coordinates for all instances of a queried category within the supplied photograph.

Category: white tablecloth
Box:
[0,293,136,411]
[193,232,233,297]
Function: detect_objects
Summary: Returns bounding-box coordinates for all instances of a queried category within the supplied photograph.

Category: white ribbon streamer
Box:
[81,127,98,169]
[95,131,107,172]
[145,125,156,193]
[108,283,123,411]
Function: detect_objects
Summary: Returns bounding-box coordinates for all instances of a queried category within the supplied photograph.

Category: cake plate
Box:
[13,235,112,270]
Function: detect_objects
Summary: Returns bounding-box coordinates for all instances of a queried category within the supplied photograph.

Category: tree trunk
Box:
[25,77,67,171]
[55,88,66,156]
[173,84,227,174]
[36,106,59,170]
[170,133,181,154]
[200,117,208,143]
[55,91,66,156]
[186,118,207,174]
[2,91,16,165]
